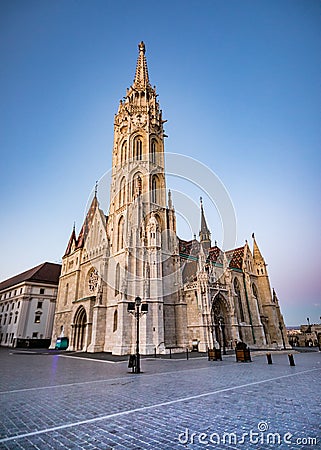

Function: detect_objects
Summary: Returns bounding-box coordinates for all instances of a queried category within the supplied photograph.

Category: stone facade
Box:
[50,42,289,354]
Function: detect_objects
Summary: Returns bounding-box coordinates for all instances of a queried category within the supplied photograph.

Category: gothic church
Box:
[50,42,289,354]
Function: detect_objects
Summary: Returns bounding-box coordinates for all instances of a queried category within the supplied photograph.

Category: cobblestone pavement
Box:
[0,348,320,449]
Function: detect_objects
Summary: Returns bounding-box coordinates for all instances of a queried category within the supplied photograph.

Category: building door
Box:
[73,306,87,351]
[211,295,231,352]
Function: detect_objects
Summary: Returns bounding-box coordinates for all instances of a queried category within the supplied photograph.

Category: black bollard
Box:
[154,347,157,359]
[169,348,172,359]
[288,354,295,366]
[266,353,273,364]
[186,348,189,360]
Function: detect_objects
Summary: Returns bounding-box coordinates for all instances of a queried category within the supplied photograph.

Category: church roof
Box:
[226,246,245,270]
[207,245,223,263]
[179,238,200,259]
[179,239,245,270]
[0,262,61,291]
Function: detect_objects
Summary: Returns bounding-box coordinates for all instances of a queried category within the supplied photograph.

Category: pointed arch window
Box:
[113,309,118,332]
[119,177,126,207]
[64,283,69,306]
[252,283,262,314]
[115,263,120,295]
[146,263,150,298]
[133,137,142,160]
[234,278,245,323]
[151,176,157,203]
[121,141,127,165]
[151,139,156,163]
[117,216,124,251]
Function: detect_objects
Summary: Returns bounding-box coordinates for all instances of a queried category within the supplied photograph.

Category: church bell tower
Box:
[105,42,187,355]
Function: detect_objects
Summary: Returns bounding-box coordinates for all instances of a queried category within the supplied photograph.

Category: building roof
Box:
[0,262,61,292]
[226,246,245,270]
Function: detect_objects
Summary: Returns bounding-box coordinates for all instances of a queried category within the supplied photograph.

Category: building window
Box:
[121,141,127,165]
[119,177,126,207]
[4,314,7,325]
[115,263,120,296]
[151,139,156,163]
[17,301,20,308]
[40,288,45,295]
[14,313,18,324]
[37,301,43,309]
[14,290,17,296]
[34,315,41,324]
[113,309,118,332]
[117,216,124,251]
[20,288,23,294]
[64,283,69,306]
[133,137,142,160]
[234,278,245,323]
[151,176,157,203]
[32,332,38,339]
[8,314,12,324]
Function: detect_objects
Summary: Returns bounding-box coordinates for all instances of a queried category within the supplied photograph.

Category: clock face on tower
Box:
[88,269,99,293]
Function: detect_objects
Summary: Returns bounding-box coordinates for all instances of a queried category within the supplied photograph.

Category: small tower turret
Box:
[199,197,211,251]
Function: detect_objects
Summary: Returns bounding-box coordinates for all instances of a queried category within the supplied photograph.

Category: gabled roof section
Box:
[64,195,104,257]
[64,225,77,257]
[226,246,245,270]
[0,262,61,291]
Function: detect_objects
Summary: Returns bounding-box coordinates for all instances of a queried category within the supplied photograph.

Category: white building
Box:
[0,262,61,348]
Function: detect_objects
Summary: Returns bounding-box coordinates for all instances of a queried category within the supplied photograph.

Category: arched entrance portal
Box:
[211,294,232,353]
[73,306,87,351]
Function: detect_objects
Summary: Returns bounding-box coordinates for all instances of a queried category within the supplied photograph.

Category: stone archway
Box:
[211,294,233,352]
[73,306,87,351]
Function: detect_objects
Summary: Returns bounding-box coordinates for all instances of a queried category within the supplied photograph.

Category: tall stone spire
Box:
[199,197,211,250]
[252,232,264,262]
[133,41,150,90]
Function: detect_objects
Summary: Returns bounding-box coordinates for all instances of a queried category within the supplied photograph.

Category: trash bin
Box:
[128,354,136,372]
[208,348,222,361]
[55,337,69,350]
[235,342,251,362]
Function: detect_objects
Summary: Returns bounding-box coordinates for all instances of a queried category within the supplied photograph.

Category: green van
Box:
[55,337,69,350]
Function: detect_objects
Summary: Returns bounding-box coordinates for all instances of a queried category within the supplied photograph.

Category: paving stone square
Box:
[0,349,320,449]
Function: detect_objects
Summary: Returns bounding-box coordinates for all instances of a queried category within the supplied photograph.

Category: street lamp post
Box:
[128,296,148,374]
[219,317,226,355]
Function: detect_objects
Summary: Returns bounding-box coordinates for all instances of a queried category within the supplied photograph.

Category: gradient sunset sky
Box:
[1,0,320,326]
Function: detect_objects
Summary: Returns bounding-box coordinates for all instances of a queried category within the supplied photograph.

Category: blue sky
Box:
[1,0,320,326]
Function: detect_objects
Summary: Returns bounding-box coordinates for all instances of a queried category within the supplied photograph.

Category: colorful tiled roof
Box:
[207,245,223,264]
[179,238,200,258]
[226,246,245,270]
